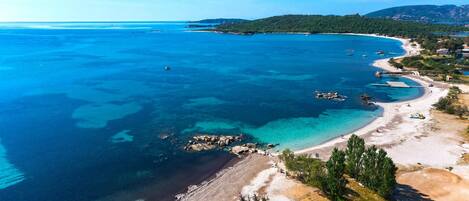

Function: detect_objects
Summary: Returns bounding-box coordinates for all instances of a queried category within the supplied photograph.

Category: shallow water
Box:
[0,22,422,201]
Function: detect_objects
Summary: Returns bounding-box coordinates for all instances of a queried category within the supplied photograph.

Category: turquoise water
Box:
[0,22,422,201]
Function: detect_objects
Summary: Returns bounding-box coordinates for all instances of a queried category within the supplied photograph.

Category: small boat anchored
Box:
[410,113,425,119]
[164,66,171,71]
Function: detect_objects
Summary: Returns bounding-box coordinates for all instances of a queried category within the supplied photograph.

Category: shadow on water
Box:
[392,184,433,201]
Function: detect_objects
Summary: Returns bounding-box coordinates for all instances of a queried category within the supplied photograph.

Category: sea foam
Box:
[0,139,24,189]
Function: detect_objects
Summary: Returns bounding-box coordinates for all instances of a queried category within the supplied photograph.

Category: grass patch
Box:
[346,177,386,201]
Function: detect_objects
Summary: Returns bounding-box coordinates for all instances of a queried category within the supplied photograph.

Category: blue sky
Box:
[0,0,467,22]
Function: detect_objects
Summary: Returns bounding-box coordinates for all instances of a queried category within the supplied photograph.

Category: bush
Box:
[280,149,325,188]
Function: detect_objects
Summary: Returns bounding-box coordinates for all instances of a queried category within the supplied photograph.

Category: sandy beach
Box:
[179,34,468,201]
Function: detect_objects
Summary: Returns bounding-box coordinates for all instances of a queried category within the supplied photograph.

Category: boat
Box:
[410,113,425,119]
[164,66,171,71]
[376,50,385,55]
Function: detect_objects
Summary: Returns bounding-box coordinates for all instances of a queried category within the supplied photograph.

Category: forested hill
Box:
[190,18,249,24]
[366,5,469,25]
[214,15,469,37]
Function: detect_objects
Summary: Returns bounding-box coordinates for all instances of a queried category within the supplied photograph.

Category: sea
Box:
[0,22,423,201]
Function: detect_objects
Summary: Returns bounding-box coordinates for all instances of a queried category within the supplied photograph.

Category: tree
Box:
[359,146,397,198]
[323,148,347,201]
[345,134,365,178]
[280,149,295,167]
[359,146,380,190]
[377,157,397,198]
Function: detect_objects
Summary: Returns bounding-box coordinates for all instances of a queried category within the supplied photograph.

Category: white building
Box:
[462,49,469,58]
[436,48,449,55]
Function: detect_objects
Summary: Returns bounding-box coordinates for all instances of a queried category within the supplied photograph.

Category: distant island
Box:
[187,18,249,28]
[214,14,469,37]
[189,18,249,24]
[366,4,469,25]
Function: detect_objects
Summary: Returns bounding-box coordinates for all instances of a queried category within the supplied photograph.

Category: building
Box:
[436,48,449,55]
[462,48,469,58]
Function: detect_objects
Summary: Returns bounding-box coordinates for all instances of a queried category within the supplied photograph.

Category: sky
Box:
[0,0,467,22]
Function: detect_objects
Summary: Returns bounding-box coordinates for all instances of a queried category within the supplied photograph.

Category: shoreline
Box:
[178,33,454,200]
[296,33,435,155]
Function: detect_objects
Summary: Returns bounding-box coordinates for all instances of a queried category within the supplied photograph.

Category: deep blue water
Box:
[0,22,422,201]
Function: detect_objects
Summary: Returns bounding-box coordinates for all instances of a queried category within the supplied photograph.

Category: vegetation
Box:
[345,135,365,178]
[388,58,404,69]
[395,36,469,83]
[323,148,348,201]
[190,18,249,24]
[415,36,466,53]
[433,86,469,118]
[280,149,325,188]
[365,5,469,25]
[215,15,469,38]
[359,146,397,199]
[280,135,397,200]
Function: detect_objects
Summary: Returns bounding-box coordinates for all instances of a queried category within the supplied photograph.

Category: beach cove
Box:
[183,34,469,201]
[0,22,424,201]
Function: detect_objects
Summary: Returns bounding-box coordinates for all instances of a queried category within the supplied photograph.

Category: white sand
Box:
[296,35,469,179]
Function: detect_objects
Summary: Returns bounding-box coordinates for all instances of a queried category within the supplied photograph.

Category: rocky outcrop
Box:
[184,135,242,152]
[315,91,347,101]
[184,134,278,156]
[230,143,258,156]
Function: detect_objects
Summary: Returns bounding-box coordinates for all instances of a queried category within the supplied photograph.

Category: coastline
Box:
[178,33,464,200]
[296,33,436,156]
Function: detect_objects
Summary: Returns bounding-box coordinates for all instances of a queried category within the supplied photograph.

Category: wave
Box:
[0,139,25,189]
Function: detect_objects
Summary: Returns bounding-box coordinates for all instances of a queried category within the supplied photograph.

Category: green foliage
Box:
[377,157,397,198]
[388,58,404,69]
[215,15,469,38]
[281,136,398,200]
[281,149,325,188]
[358,146,397,199]
[400,54,469,83]
[323,148,347,201]
[434,86,469,117]
[365,5,469,25]
[345,134,365,178]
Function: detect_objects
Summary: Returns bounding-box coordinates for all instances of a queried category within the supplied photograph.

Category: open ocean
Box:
[0,22,422,201]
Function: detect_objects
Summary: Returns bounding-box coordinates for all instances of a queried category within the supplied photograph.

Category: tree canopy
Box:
[215,15,469,38]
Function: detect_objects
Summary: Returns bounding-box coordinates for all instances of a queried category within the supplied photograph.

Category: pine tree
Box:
[377,157,397,198]
[324,148,347,201]
[345,134,365,178]
[360,145,379,189]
